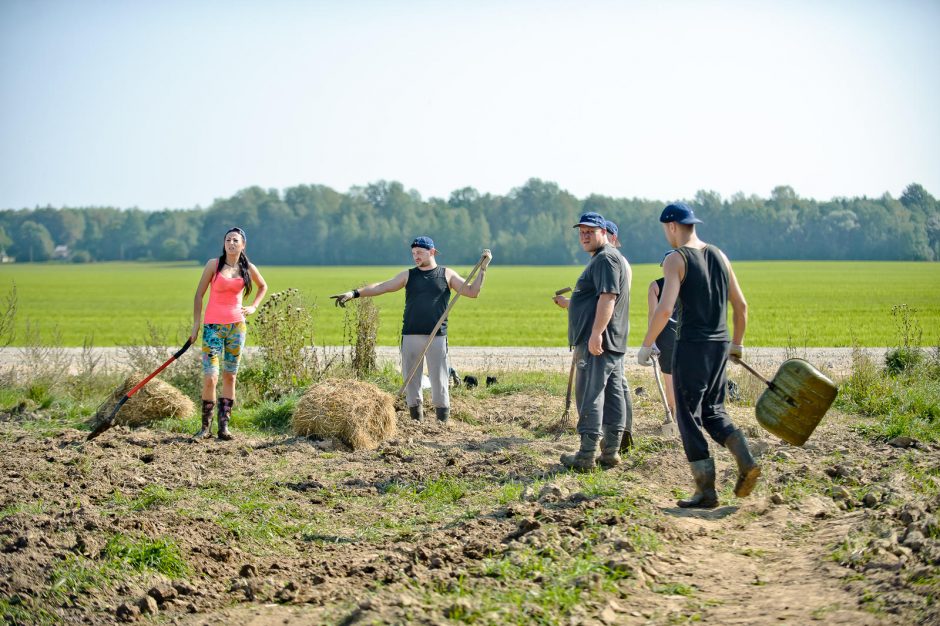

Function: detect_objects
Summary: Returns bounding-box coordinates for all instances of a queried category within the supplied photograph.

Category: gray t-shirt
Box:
[567,244,630,353]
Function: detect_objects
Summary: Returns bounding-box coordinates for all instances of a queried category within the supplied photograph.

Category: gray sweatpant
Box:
[574,344,631,436]
[401,334,450,409]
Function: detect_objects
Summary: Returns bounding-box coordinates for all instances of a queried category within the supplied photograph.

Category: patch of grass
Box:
[575,471,621,498]
[130,484,178,510]
[194,480,316,551]
[102,533,189,577]
[829,531,872,568]
[840,346,940,443]
[46,533,189,607]
[235,394,298,433]
[496,481,524,505]
[898,453,940,497]
[655,582,696,596]
[0,500,46,520]
[48,554,113,602]
[465,543,632,624]
[0,597,60,625]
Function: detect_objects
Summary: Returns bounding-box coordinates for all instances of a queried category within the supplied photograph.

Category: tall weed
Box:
[248,288,320,399]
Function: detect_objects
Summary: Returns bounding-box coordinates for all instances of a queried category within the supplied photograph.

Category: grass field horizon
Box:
[1,260,938,347]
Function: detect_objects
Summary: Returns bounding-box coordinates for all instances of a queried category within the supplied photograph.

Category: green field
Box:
[1,261,938,347]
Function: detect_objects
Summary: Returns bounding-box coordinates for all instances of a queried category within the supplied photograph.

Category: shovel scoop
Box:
[732,356,838,446]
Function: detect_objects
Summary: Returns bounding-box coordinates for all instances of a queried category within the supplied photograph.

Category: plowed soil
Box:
[1,372,937,625]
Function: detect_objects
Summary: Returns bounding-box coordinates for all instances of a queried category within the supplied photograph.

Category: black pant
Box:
[672,340,737,462]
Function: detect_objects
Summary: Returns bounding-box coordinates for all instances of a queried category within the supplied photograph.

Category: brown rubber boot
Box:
[195,400,214,438]
[677,459,719,509]
[725,430,761,497]
[217,397,234,441]
[618,431,635,454]
[560,433,600,472]
[598,429,624,469]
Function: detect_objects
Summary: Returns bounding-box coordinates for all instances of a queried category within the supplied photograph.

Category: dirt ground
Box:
[0,369,937,625]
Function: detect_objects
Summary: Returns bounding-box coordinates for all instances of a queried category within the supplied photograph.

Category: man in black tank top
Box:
[331,237,492,423]
[638,203,760,509]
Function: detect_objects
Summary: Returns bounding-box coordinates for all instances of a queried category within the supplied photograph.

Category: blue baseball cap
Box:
[573,212,606,229]
[604,220,619,237]
[411,236,436,251]
[659,202,703,225]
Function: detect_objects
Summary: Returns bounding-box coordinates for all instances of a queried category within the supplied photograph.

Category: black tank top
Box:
[402,266,451,335]
[654,277,679,327]
[676,246,729,342]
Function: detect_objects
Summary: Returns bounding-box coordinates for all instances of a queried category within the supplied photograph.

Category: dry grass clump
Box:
[96,373,195,426]
[292,378,396,450]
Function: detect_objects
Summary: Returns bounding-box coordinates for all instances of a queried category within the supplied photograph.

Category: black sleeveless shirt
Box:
[654,277,679,329]
[676,246,729,342]
[402,266,451,335]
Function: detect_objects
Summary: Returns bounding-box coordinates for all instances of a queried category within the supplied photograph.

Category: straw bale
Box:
[100,373,196,426]
[292,378,396,450]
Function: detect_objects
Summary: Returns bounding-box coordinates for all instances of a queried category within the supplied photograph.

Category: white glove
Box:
[729,343,743,359]
[330,291,356,308]
[637,345,654,367]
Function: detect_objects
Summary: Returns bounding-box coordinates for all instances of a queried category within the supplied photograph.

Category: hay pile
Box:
[97,373,195,427]
[292,378,396,450]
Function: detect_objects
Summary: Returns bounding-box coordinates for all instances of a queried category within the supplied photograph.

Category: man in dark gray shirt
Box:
[553,212,631,471]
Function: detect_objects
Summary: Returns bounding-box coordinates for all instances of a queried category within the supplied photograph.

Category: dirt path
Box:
[1,373,936,625]
[0,346,888,377]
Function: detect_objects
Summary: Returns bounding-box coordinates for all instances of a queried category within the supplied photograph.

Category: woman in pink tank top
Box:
[190,227,267,440]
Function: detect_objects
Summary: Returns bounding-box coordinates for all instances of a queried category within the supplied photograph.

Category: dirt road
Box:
[0,346,888,377]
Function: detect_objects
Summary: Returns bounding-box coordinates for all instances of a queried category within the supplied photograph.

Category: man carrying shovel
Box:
[553,212,631,471]
[638,203,759,509]
[332,237,492,423]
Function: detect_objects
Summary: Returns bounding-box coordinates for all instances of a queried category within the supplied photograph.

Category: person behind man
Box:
[552,212,631,471]
[647,250,679,418]
[605,220,621,248]
[331,237,492,422]
[638,203,758,508]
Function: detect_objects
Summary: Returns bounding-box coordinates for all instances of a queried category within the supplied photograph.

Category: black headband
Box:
[226,227,246,241]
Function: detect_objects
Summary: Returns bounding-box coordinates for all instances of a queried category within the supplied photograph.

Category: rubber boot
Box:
[195,399,214,438]
[619,431,635,454]
[217,397,234,441]
[409,404,423,421]
[725,429,761,497]
[677,459,719,509]
[598,429,623,469]
[435,407,450,423]
[560,433,600,472]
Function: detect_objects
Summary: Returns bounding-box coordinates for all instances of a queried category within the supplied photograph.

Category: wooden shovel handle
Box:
[730,355,772,387]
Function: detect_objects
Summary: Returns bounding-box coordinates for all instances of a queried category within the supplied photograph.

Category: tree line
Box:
[1,180,937,265]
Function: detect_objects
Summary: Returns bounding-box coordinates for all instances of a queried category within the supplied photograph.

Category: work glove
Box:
[330,291,356,308]
[481,248,493,270]
[729,343,744,360]
[637,345,655,367]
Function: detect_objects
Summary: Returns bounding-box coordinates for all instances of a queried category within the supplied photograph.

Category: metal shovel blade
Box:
[754,358,838,446]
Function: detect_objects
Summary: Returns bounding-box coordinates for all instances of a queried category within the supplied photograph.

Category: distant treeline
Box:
[1,180,938,265]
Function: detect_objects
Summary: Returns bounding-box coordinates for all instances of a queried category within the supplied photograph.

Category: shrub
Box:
[250,288,320,399]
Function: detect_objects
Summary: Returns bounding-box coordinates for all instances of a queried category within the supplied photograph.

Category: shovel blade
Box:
[756,358,837,446]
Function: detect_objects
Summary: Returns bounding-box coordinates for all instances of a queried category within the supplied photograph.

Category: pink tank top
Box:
[204,273,246,324]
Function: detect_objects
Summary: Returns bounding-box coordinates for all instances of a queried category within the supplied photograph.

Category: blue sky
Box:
[1,0,938,210]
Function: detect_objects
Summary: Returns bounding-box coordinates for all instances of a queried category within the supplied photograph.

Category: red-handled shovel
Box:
[86,337,194,441]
